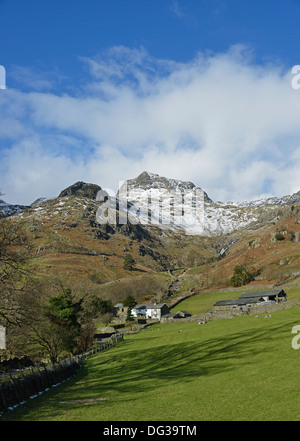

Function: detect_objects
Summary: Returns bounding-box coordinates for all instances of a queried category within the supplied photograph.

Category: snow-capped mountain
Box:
[116,171,300,236]
[115,171,210,235]
[235,192,300,208]
[2,173,300,237]
[0,199,30,217]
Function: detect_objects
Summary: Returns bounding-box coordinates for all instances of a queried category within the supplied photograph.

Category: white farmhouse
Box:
[131,303,169,320]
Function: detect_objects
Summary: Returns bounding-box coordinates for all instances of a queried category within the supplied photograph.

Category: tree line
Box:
[0,210,169,363]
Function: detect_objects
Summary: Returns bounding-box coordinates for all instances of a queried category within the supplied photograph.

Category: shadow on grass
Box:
[69,320,291,397]
[3,318,294,420]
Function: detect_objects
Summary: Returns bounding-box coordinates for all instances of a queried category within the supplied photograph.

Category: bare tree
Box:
[0,217,32,326]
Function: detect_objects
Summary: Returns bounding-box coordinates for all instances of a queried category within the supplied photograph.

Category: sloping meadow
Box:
[2,306,300,421]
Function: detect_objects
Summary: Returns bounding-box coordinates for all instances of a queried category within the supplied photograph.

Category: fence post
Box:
[43,364,51,389]
[9,371,19,404]
[50,363,56,384]
[30,366,40,394]
[20,367,30,399]
[0,383,6,409]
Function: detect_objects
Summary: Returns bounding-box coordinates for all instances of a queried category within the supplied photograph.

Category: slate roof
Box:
[133,303,167,310]
[214,298,258,307]
[239,289,286,299]
[114,303,124,308]
[176,310,192,316]
[214,289,287,307]
[145,303,167,309]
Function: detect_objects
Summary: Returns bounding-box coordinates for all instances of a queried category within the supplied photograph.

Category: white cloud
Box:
[1,46,300,205]
[9,65,65,92]
[170,1,185,18]
[0,136,89,204]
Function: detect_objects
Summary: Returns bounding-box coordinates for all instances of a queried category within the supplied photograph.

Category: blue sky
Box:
[1,0,300,204]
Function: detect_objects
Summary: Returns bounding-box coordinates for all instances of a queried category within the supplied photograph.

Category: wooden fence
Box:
[0,333,123,413]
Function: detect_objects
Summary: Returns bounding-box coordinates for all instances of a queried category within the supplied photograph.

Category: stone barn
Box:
[213,289,287,312]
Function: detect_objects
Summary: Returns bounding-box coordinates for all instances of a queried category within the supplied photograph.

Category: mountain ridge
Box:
[2,171,300,295]
[1,172,300,237]
[2,171,300,214]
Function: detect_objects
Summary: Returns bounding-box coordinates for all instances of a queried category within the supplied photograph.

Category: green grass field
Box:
[2,305,300,421]
[171,290,244,315]
[171,286,300,315]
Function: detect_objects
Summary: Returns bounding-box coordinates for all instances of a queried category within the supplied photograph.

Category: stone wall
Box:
[174,299,300,324]
[0,360,79,411]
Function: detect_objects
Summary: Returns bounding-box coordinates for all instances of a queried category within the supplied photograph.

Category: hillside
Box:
[1,173,300,307]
